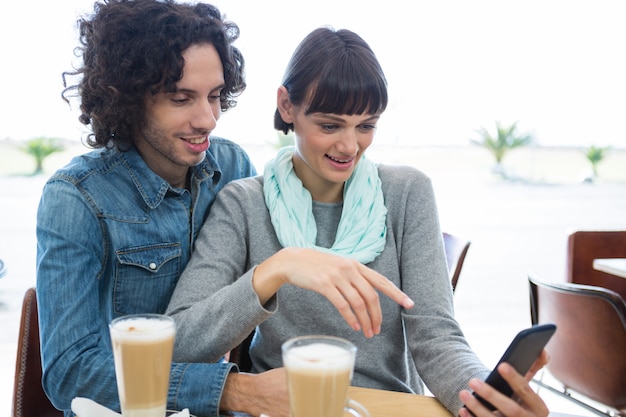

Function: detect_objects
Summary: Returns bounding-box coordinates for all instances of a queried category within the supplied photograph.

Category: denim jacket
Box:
[36,138,256,417]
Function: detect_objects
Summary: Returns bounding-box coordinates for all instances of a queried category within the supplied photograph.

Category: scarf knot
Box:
[263,146,387,264]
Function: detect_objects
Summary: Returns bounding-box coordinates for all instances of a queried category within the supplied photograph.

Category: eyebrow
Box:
[314,113,381,123]
[174,83,226,95]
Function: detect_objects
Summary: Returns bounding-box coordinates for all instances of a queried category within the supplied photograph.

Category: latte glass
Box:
[282,335,369,417]
[110,314,175,417]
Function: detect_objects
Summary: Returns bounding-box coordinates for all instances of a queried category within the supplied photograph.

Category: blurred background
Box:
[1,1,626,416]
[1,0,625,150]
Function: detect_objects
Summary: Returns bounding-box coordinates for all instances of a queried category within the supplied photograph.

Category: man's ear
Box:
[276,86,294,124]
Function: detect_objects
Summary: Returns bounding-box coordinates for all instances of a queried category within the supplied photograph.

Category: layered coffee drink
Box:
[282,336,368,417]
[110,314,176,417]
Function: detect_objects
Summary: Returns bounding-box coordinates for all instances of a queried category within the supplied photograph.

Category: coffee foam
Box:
[284,343,352,370]
[111,317,175,341]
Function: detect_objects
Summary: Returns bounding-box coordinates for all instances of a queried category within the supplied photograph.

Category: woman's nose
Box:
[336,130,359,154]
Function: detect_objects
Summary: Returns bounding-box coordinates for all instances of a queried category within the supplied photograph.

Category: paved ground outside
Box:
[1,143,625,415]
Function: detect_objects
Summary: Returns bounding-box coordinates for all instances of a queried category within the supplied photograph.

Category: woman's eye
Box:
[321,124,337,132]
[360,124,377,131]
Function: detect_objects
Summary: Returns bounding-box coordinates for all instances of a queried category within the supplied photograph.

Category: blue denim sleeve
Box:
[36,178,236,417]
[170,362,236,417]
[37,178,119,413]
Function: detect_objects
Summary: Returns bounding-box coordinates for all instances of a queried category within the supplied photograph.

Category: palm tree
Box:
[583,145,609,180]
[471,121,533,176]
[21,137,65,175]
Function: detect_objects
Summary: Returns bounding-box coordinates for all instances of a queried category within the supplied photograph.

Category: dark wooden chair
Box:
[566,230,626,300]
[528,275,626,416]
[443,232,471,293]
[12,287,63,417]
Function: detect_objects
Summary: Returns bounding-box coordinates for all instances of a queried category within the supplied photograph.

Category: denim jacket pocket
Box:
[114,243,182,316]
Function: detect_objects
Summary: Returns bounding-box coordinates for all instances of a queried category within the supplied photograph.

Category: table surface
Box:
[347,386,587,417]
[229,386,586,417]
[593,258,626,279]
[348,386,452,417]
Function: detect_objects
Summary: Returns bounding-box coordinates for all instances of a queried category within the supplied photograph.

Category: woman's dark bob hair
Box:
[274,27,388,134]
[62,0,245,150]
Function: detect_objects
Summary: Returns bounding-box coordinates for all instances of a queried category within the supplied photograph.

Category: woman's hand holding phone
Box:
[459,355,550,417]
[459,324,555,417]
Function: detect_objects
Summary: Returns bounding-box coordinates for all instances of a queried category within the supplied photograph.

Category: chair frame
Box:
[442,232,471,292]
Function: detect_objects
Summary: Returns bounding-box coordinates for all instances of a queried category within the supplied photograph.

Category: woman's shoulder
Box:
[376,163,432,186]
[227,174,264,189]
[220,175,264,201]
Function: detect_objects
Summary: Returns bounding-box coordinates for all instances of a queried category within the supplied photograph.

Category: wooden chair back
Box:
[566,230,626,300]
[529,275,626,415]
[12,287,62,417]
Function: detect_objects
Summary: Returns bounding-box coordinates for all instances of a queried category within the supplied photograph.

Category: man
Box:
[36,1,287,416]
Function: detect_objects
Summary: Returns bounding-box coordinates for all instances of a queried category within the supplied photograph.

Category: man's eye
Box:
[208,94,221,103]
[171,97,189,105]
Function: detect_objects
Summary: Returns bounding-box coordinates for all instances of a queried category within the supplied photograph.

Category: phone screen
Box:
[473,323,556,410]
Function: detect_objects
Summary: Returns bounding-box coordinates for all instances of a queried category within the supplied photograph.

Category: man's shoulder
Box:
[205,136,256,180]
[48,148,120,183]
[206,136,248,158]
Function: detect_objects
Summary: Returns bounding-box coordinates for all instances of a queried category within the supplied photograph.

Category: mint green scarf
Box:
[263,146,387,264]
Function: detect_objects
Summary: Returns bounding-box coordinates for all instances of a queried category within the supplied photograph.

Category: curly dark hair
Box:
[62,0,246,150]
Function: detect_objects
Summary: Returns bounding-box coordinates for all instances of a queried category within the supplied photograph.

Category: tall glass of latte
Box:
[282,335,369,417]
[109,314,175,417]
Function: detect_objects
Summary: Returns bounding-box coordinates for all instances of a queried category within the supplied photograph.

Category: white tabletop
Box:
[593,258,626,279]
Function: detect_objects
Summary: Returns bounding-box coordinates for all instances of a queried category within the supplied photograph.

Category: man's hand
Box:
[221,368,289,417]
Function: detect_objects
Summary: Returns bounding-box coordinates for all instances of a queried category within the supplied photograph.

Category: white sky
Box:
[1,0,625,148]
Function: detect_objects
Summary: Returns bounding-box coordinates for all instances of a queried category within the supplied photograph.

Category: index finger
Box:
[358,264,414,309]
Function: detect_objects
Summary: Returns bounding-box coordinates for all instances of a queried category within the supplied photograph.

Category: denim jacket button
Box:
[149,262,157,270]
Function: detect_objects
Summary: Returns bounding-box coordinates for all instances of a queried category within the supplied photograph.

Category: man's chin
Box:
[190,152,207,167]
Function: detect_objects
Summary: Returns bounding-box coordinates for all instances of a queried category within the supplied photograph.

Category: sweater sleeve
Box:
[166,179,275,363]
[380,165,490,414]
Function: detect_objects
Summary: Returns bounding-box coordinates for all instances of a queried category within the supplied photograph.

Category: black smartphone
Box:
[471,323,556,411]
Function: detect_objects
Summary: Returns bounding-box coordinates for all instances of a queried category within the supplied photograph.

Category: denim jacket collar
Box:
[120,147,222,209]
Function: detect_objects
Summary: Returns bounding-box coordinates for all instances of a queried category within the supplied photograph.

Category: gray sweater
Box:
[167,164,489,414]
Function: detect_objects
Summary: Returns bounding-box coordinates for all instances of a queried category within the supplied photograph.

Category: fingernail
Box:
[404,297,415,308]
[498,362,512,375]
[459,390,472,401]
[469,378,483,390]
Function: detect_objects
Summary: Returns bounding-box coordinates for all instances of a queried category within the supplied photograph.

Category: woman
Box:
[167,27,549,417]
